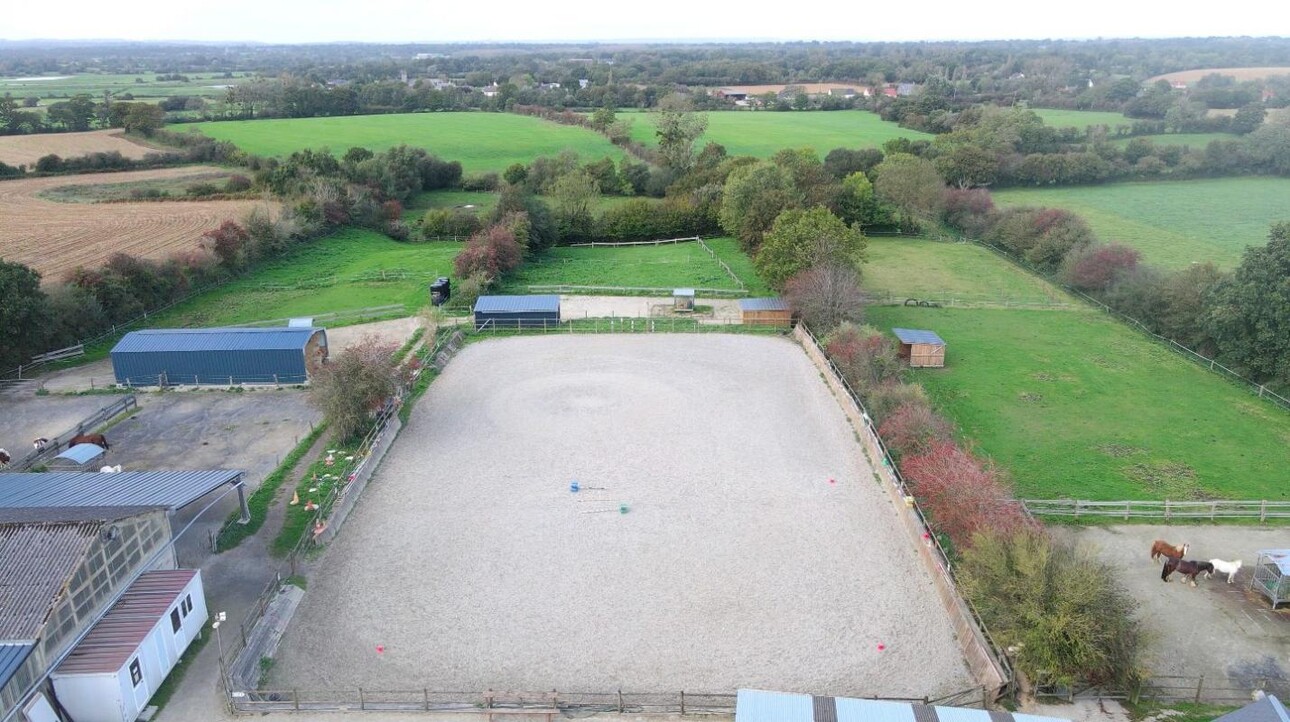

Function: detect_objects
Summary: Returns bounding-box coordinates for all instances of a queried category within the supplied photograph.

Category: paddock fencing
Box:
[521,284,749,298]
[5,395,137,471]
[1020,498,1290,522]
[1036,673,1290,705]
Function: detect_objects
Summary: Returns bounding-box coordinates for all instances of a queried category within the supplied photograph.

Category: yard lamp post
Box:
[212,611,228,690]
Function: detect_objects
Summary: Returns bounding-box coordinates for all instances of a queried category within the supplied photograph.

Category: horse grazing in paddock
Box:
[1162,558,1214,586]
[68,433,109,451]
[1151,540,1189,562]
[1209,559,1242,583]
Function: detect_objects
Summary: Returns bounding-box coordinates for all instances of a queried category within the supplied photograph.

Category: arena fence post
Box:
[359,686,365,709]
[681,690,686,715]
[618,690,624,713]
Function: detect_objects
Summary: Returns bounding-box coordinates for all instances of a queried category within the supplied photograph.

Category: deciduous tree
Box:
[0,261,51,370]
[1206,222,1290,387]
[872,153,944,231]
[309,335,401,440]
[783,263,866,333]
[755,207,866,289]
[654,93,708,173]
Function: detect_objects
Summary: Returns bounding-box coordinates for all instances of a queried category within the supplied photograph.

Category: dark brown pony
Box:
[0,449,10,467]
[1151,540,1188,562]
[69,433,109,451]
[1162,557,1214,586]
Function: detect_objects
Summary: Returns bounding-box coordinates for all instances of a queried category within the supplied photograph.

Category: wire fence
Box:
[3,395,138,471]
[861,290,1075,310]
[1037,673,1290,704]
[1020,498,1290,522]
[470,316,788,335]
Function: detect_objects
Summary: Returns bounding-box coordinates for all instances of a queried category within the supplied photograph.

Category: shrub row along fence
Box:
[792,324,1013,699]
[1037,673,1290,704]
[1020,498,1290,522]
[6,395,138,471]
[961,236,1290,413]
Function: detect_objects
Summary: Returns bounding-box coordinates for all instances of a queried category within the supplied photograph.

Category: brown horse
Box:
[1151,539,1188,562]
[69,433,109,451]
[1162,558,1214,586]
[0,449,9,467]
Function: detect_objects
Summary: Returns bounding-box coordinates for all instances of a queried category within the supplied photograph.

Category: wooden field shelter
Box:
[893,328,946,368]
[738,298,792,326]
[673,288,696,312]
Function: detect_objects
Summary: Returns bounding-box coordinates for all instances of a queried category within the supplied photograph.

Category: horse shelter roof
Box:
[53,443,106,465]
[892,328,946,346]
[0,470,244,512]
[1257,550,1290,575]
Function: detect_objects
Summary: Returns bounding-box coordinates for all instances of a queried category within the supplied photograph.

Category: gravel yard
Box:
[273,334,972,698]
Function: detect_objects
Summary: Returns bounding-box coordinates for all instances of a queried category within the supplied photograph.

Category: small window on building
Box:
[184,594,193,615]
[129,658,142,687]
[170,608,181,633]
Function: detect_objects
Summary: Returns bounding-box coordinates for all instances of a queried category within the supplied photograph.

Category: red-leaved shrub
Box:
[1061,242,1141,291]
[901,442,1033,549]
[878,400,954,459]
[824,322,902,391]
[453,224,524,280]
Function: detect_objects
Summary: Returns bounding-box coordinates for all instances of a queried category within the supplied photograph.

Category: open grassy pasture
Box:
[862,238,1070,306]
[0,72,239,101]
[992,177,1290,268]
[499,236,769,294]
[147,229,460,327]
[866,305,1290,501]
[403,189,661,220]
[1031,108,1131,129]
[177,113,626,173]
[1110,132,1231,148]
[624,110,931,157]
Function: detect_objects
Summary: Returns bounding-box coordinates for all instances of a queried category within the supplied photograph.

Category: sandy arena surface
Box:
[272,334,974,698]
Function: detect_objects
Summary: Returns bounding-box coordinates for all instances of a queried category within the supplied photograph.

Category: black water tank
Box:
[430,277,451,306]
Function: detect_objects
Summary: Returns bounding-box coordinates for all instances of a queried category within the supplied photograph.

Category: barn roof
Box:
[0,643,34,690]
[54,443,107,465]
[474,295,561,314]
[738,297,790,312]
[111,327,320,354]
[56,569,198,676]
[0,471,243,512]
[735,689,1069,722]
[892,328,946,346]
[1214,696,1290,722]
[0,519,107,640]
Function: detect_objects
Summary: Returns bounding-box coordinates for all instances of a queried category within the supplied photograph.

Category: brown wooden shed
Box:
[739,297,792,326]
[893,328,946,368]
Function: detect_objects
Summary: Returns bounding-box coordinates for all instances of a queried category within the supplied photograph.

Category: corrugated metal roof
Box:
[892,328,946,346]
[0,506,163,525]
[1215,696,1290,722]
[739,297,790,312]
[736,690,1071,722]
[0,471,243,511]
[54,444,107,465]
[674,288,696,296]
[111,327,319,354]
[474,295,561,314]
[0,642,34,690]
[56,570,198,676]
[1259,550,1290,575]
[0,521,102,640]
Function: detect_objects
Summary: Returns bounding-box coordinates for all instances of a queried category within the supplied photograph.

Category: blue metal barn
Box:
[110,327,328,386]
[473,295,561,330]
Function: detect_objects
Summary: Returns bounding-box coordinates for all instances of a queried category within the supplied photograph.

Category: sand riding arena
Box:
[270,334,976,699]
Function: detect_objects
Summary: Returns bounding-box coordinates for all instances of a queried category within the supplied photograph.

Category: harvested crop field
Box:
[0,129,155,166]
[0,166,274,279]
[1149,67,1290,83]
[271,335,974,698]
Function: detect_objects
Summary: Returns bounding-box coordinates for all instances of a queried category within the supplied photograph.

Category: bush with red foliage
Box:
[941,187,994,237]
[900,441,1034,549]
[380,200,404,222]
[878,399,954,459]
[823,322,902,391]
[202,221,250,269]
[1060,242,1141,292]
[453,224,524,281]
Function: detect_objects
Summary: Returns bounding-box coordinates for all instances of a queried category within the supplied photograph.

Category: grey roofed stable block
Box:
[110,326,326,386]
[0,470,248,523]
[0,519,108,640]
[892,328,946,346]
[53,443,107,466]
[473,295,561,314]
[1215,696,1290,722]
[734,689,1071,722]
[738,298,790,312]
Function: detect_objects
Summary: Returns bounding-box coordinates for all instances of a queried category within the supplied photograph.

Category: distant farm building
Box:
[893,328,946,368]
[109,327,327,386]
[473,295,561,330]
[738,298,792,327]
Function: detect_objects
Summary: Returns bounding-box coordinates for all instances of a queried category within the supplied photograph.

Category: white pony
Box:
[1208,558,1242,583]
[99,465,122,474]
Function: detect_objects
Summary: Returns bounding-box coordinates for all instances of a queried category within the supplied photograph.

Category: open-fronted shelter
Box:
[474,295,561,330]
[739,298,792,326]
[0,470,249,525]
[110,327,328,386]
[48,443,106,471]
[893,328,947,368]
[1251,550,1290,608]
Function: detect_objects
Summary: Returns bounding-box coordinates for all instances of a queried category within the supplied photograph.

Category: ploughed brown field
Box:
[1149,67,1290,83]
[0,167,275,280]
[0,129,157,167]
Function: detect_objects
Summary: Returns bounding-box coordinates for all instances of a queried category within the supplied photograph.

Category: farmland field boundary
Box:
[793,323,1011,699]
[1020,498,1290,522]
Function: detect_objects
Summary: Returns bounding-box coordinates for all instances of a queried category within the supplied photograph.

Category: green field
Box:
[624,110,931,157]
[992,177,1290,268]
[0,72,240,101]
[866,305,1290,501]
[404,189,661,219]
[863,238,1070,306]
[177,113,627,173]
[1111,133,1231,148]
[148,229,460,327]
[1031,108,1132,129]
[499,237,769,294]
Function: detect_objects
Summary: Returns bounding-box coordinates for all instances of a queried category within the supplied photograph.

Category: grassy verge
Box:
[271,437,364,557]
[215,423,327,552]
[862,237,1070,306]
[499,239,753,292]
[1123,701,1241,722]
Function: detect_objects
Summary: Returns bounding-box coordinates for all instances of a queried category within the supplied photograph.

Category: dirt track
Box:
[0,166,274,279]
[0,129,156,167]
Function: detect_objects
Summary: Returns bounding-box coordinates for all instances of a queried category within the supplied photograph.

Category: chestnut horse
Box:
[1151,539,1188,562]
[1162,558,1214,586]
[68,433,109,451]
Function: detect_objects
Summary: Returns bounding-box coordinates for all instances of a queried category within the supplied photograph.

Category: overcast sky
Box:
[6,0,1289,44]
